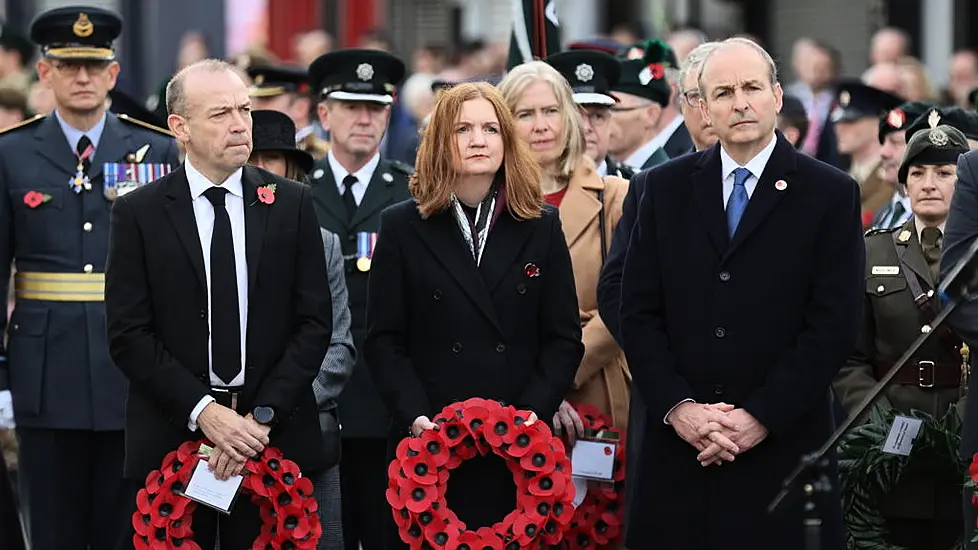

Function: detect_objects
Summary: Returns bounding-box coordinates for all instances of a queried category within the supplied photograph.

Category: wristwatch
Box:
[252,406,276,426]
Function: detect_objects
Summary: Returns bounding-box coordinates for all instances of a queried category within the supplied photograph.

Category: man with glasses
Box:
[0,7,178,549]
[677,42,720,154]
[546,49,634,179]
[608,43,673,172]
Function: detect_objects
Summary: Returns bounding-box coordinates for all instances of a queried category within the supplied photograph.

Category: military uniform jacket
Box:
[309,155,412,438]
[856,160,893,228]
[833,219,965,521]
[0,113,179,430]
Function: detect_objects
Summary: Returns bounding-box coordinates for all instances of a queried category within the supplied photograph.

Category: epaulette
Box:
[389,160,415,175]
[864,226,901,238]
[0,114,45,135]
[116,114,175,137]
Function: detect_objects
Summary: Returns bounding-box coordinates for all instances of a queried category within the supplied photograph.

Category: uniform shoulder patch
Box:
[0,114,45,135]
[116,114,175,137]
[389,160,415,176]
[864,226,901,238]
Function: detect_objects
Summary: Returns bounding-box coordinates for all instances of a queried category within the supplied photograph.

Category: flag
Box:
[506,0,561,71]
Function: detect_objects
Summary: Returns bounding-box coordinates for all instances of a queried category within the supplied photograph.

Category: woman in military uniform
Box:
[833,117,971,550]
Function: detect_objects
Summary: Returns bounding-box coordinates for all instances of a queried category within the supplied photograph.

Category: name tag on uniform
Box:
[871,266,900,275]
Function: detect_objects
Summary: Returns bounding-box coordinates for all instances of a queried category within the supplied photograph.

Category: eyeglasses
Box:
[50,60,111,77]
[580,109,611,127]
[681,91,703,107]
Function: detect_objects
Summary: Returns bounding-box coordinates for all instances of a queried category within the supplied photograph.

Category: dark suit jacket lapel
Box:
[242,166,269,299]
[311,161,349,229]
[88,114,132,181]
[725,133,797,260]
[350,160,397,228]
[412,210,502,333]
[894,221,933,288]
[665,123,693,158]
[479,209,534,293]
[33,115,76,177]
[163,167,207,290]
[691,145,729,257]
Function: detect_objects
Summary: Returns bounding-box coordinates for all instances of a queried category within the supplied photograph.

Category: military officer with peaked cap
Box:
[547,49,634,180]
[872,100,935,230]
[247,63,331,159]
[306,48,412,550]
[834,119,970,550]
[0,6,178,549]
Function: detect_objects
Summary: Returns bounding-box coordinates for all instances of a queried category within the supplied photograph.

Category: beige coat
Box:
[558,158,631,429]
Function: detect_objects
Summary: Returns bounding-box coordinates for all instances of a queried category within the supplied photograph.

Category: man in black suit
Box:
[105,59,332,549]
[305,49,412,550]
[618,38,864,549]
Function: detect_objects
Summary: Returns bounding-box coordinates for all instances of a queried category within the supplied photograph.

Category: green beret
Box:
[898,122,969,183]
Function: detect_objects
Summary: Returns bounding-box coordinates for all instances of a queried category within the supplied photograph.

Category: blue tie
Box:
[727,167,751,238]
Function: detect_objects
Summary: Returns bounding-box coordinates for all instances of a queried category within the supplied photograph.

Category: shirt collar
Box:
[649,114,684,151]
[596,159,608,177]
[719,133,778,182]
[913,216,946,242]
[184,156,244,200]
[54,109,107,151]
[624,136,663,170]
[327,149,381,185]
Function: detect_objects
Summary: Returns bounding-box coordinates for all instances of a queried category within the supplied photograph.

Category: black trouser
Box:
[339,437,388,550]
[888,515,961,550]
[0,464,24,550]
[17,427,125,550]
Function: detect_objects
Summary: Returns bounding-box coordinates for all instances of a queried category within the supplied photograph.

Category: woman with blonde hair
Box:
[498,58,631,444]
[364,82,583,538]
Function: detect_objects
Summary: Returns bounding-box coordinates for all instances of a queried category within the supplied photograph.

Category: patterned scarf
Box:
[450,181,499,266]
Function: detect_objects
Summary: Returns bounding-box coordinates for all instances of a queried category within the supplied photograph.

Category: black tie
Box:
[76,134,92,173]
[341,175,358,221]
[202,187,241,385]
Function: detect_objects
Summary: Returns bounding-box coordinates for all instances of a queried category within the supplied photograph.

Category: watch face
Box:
[255,407,273,424]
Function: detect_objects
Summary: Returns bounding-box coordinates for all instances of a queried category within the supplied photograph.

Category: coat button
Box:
[199,309,206,319]
[517,283,526,295]
[496,343,506,353]
[877,285,885,294]
[452,342,463,353]
[719,271,730,282]
[83,221,93,232]
[714,327,726,338]
[433,289,442,300]
[713,385,724,396]
[83,263,93,273]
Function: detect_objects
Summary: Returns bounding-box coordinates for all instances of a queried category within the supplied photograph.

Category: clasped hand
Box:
[197,403,271,480]
[666,402,768,467]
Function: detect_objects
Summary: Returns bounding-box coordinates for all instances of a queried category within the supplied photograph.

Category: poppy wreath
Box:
[132,439,322,550]
[560,403,625,550]
[386,398,576,549]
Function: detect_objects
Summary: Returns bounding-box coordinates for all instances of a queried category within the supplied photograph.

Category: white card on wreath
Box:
[571,440,616,480]
[881,415,923,456]
[183,460,243,514]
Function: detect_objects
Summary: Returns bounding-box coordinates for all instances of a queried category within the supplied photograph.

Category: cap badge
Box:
[254,74,265,85]
[929,128,949,147]
[575,63,594,83]
[73,13,94,38]
[625,47,644,60]
[887,109,905,129]
[928,109,941,128]
[839,90,850,107]
[356,63,374,82]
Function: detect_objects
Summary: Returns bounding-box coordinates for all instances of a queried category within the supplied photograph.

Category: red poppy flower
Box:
[519,441,557,474]
[149,479,191,528]
[420,429,451,468]
[438,419,467,447]
[592,511,622,545]
[460,405,492,438]
[484,407,516,448]
[277,505,316,540]
[256,184,276,205]
[398,477,438,513]
[551,500,574,527]
[423,518,460,549]
[523,263,540,278]
[513,513,543,546]
[507,422,548,458]
[398,522,424,545]
[22,191,49,209]
[476,526,504,548]
[969,455,978,483]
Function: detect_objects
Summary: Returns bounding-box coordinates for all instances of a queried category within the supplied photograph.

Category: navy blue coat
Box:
[618,132,864,549]
[0,113,179,430]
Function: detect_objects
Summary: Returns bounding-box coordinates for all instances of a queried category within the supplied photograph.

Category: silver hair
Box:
[678,41,720,95]
[697,37,779,94]
[165,58,238,117]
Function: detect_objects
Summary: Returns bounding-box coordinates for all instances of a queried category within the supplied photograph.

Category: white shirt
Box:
[328,149,380,205]
[664,133,778,425]
[719,134,778,208]
[883,192,912,228]
[596,159,608,177]
[185,157,250,430]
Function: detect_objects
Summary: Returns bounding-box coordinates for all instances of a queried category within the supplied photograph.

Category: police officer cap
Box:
[878,101,934,144]
[247,64,309,98]
[30,6,122,61]
[898,121,968,183]
[0,24,34,64]
[546,50,621,106]
[906,106,978,143]
[308,49,406,105]
[612,40,675,107]
[251,110,314,175]
[831,80,903,123]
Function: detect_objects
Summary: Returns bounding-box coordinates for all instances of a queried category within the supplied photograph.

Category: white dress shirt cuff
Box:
[663,398,696,424]
[188,395,216,432]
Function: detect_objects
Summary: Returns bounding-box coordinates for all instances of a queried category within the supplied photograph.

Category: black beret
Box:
[251,110,314,175]
[546,50,621,106]
[30,6,121,61]
[878,101,935,144]
[906,106,978,143]
[308,49,406,104]
[611,41,676,106]
[247,64,309,98]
